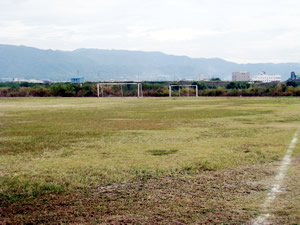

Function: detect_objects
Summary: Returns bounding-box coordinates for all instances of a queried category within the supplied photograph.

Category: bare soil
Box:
[1,162,279,224]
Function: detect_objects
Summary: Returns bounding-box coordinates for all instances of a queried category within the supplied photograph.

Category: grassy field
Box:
[0,97,300,223]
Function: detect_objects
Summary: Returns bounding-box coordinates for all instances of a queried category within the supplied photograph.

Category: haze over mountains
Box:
[0,44,299,81]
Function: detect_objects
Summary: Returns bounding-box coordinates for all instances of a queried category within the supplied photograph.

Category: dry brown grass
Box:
[0,97,300,223]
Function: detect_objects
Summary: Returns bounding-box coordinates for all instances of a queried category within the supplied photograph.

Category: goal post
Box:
[97,82,143,98]
[169,85,198,97]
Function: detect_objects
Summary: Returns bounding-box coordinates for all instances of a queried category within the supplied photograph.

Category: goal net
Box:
[97,83,143,97]
[169,85,198,97]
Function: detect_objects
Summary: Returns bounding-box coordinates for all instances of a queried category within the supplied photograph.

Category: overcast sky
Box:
[0,0,300,63]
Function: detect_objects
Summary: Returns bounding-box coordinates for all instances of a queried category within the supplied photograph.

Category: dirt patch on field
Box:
[0,163,277,224]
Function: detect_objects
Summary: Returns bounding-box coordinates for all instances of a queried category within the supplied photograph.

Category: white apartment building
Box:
[198,74,208,81]
[252,72,281,83]
[232,72,250,81]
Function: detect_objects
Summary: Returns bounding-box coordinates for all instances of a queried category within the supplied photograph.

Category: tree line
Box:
[0,81,300,97]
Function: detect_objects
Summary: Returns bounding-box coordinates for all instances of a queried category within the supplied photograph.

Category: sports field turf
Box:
[0,97,299,223]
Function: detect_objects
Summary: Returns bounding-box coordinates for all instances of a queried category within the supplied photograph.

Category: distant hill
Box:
[0,44,299,81]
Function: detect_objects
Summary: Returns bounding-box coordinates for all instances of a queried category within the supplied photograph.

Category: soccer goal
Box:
[97,83,143,97]
[169,85,198,97]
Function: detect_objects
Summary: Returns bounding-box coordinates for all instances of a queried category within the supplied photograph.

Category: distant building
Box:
[198,74,208,81]
[290,71,300,81]
[0,77,13,82]
[71,77,84,83]
[12,78,46,83]
[252,72,281,83]
[232,72,250,81]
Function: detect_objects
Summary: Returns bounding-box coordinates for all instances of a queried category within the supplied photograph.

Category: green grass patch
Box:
[0,176,65,202]
[147,149,178,156]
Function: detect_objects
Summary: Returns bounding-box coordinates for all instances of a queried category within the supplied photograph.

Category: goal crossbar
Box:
[169,85,198,97]
[97,83,143,97]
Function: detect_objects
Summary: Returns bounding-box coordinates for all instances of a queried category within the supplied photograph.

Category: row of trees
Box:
[1,82,300,97]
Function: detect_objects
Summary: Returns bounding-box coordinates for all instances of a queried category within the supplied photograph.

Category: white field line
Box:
[252,128,299,225]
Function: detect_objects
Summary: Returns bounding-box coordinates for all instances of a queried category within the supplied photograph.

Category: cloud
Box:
[130,28,224,42]
[0,21,36,39]
[0,0,300,62]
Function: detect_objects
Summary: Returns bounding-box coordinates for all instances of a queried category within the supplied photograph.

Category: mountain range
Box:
[0,44,299,81]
